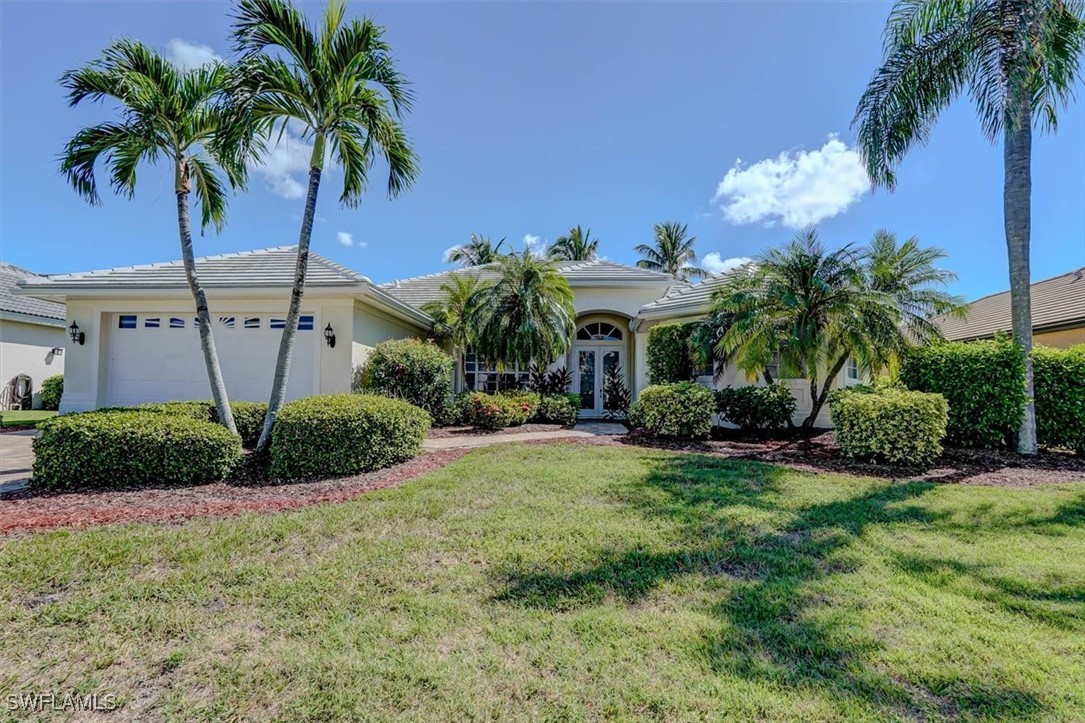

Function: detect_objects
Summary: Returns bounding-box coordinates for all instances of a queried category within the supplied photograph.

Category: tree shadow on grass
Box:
[493,453,1048,719]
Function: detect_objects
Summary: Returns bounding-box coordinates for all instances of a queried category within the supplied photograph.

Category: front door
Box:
[574,345,623,418]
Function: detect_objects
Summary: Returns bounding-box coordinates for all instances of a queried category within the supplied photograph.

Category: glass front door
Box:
[574,345,623,417]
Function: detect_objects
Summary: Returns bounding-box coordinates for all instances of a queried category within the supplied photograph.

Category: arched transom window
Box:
[576,321,623,342]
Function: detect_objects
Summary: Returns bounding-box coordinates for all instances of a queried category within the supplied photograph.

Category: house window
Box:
[270,318,285,329]
[144,317,160,328]
[244,317,260,329]
[220,316,236,328]
[463,352,529,393]
[846,358,860,381]
[576,321,623,341]
[169,317,185,329]
[118,315,137,329]
[298,315,314,331]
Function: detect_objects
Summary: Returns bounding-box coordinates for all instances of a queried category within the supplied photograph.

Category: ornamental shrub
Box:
[715,385,797,430]
[534,394,578,426]
[32,410,242,489]
[357,339,454,424]
[1033,345,1085,453]
[39,375,63,411]
[137,400,268,448]
[830,387,948,465]
[899,338,1026,448]
[462,392,517,430]
[499,390,541,425]
[269,394,429,479]
[603,365,632,420]
[646,323,698,384]
[628,382,714,439]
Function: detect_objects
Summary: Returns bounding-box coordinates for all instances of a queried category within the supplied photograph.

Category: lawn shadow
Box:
[494,452,1048,719]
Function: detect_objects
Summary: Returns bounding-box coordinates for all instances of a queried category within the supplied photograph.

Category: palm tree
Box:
[852,0,1085,454]
[233,0,419,451]
[548,225,599,261]
[420,272,491,385]
[445,233,508,267]
[59,40,252,435]
[475,251,576,371]
[707,227,960,429]
[635,222,707,282]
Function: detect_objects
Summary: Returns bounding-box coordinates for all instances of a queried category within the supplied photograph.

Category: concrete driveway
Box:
[0,430,36,492]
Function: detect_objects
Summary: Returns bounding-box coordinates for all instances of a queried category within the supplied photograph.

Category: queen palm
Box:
[853,0,1085,454]
[635,222,707,282]
[233,0,419,451]
[475,251,576,371]
[421,272,491,384]
[446,233,508,267]
[59,40,251,435]
[548,225,599,261]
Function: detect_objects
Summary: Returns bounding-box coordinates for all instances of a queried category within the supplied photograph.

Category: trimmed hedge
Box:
[357,339,454,425]
[1033,345,1085,453]
[646,323,698,384]
[900,339,1026,448]
[830,387,948,465]
[500,391,541,425]
[269,394,429,479]
[137,400,268,448]
[715,385,796,430]
[628,382,714,439]
[40,375,63,411]
[534,393,578,426]
[461,391,540,430]
[32,410,242,489]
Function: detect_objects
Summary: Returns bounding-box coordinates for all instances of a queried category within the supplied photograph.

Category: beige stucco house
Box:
[16,245,860,424]
[0,263,66,408]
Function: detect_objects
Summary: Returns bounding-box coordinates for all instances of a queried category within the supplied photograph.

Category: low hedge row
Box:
[715,385,796,430]
[459,391,541,430]
[269,394,430,479]
[137,400,268,448]
[830,387,949,465]
[1033,345,1085,453]
[628,382,714,439]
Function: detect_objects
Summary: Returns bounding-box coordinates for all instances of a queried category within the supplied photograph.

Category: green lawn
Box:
[0,409,56,429]
[1,443,1083,721]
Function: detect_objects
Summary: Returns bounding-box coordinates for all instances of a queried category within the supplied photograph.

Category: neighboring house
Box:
[16,246,862,425]
[0,263,65,408]
[936,267,1085,348]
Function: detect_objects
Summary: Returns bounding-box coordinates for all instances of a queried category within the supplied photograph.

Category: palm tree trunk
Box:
[256,144,324,452]
[1004,91,1037,455]
[175,166,236,435]
[803,354,848,429]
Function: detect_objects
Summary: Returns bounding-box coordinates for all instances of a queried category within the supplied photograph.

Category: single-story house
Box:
[936,267,1085,348]
[0,263,66,408]
[16,246,861,425]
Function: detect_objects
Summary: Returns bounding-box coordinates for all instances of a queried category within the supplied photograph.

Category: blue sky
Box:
[1,1,1083,300]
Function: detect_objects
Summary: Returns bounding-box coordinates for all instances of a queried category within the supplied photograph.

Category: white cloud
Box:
[702,253,752,275]
[523,234,544,256]
[251,129,313,200]
[713,135,870,229]
[337,231,354,248]
[442,245,461,263]
[166,39,220,69]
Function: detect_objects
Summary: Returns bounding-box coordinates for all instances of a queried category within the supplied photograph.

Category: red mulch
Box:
[427,423,569,439]
[0,449,470,536]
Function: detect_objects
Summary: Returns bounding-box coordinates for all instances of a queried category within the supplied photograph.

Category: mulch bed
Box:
[0,449,471,536]
[427,423,568,438]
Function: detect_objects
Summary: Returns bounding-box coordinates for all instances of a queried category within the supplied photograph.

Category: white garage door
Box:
[106,312,317,407]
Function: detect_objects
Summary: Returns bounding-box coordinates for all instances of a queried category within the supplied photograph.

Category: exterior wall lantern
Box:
[323,323,336,348]
[68,321,85,346]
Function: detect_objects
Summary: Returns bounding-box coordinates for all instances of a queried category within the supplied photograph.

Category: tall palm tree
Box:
[59,40,252,435]
[548,225,599,261]
[233,0,419,451]
[635,221,707,282]
[475,251,576,370]
[445,233,508,267]
[420,272,491,384]
[852,0,1085,454]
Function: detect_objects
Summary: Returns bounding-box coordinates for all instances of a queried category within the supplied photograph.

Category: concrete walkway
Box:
[422,421,627,450]
[0,430,36,493]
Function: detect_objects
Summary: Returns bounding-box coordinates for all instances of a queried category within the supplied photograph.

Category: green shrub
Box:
[534,394,578,426]
[499,391,540,425]
[1033,345,1085,453]
[628,382,714,439]
[462,392,517,430]
[900,338,1026,448]
[39,375,63,411]
[830,387,948,465]
[32,410,241,489]
[269,394,429,480]
[357,339,454,424]
[715,385,796,430]
[603,365,632,419]
[646,323,698,384]
[137,400,268,448]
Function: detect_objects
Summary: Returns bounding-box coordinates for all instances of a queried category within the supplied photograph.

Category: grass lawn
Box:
[1,443,1083,721]
[0,409,56,429]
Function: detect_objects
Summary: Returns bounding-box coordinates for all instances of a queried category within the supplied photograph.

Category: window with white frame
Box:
[846,358,860,382]
[462,352,530,393]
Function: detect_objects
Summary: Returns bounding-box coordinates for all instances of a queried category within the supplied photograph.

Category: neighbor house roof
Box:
[637,265,750,319]
[0,263,65,326]
[936,267,1085,341]
[380,258,676,308]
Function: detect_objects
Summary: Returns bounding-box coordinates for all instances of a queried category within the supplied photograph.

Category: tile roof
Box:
[17,246,369,291]
[380,259,675,308]
[0,263,65,322]
[637,265,750,317]
[936,267,1085,341]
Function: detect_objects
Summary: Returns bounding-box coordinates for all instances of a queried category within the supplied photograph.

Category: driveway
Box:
[0,430,36,492]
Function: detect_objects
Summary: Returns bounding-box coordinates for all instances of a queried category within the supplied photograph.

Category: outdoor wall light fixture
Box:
[324,323,336,348]
[68,321,85,346]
